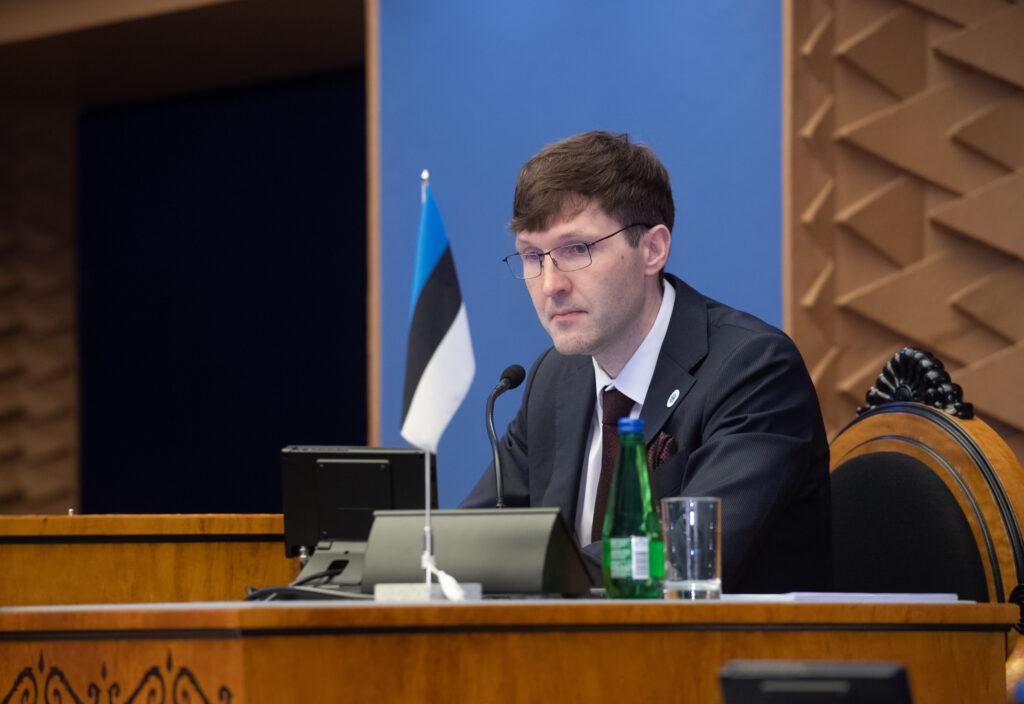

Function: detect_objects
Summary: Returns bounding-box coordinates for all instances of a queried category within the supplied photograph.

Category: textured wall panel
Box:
[835,176,924,266]
[835,8,927,99]
[785,0,1024,463]
[933,3,1024,89]
[931,171,1024,260]
[0,105,78,514]
[950,262,1024,341]
[952,94,1024,170]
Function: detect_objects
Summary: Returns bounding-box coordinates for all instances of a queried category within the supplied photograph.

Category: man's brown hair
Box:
[510,131,674,245]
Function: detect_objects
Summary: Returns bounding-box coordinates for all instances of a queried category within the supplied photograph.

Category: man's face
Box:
[515,202,658,371]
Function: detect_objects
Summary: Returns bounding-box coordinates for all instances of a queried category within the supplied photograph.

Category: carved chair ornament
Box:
[859,347,974,420]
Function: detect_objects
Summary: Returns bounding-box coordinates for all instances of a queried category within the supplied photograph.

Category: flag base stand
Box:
[374,582,482,602]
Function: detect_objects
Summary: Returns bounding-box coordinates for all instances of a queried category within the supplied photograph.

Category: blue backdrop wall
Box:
[379,1,782,506]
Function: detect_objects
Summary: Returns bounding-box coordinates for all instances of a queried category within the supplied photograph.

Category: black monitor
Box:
[280,446,434,587]
[281,445,433,556]
[719,661,913,704]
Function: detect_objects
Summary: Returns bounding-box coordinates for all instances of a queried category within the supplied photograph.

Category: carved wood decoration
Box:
[860,347,974,419]
[1,651,233,704]
[0,106,78,514]
[784,0,1024,463]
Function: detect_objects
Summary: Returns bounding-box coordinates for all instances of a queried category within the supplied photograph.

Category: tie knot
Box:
[602,387,634,427]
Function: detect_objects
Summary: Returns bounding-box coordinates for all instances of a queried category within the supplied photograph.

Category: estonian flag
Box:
[400,176,475,454]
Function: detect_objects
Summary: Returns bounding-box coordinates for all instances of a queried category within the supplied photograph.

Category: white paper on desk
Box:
[720,592,963,603]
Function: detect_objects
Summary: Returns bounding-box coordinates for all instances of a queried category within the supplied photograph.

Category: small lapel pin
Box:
[667,389,680,407]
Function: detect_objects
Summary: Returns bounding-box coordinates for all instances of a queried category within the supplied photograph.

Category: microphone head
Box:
[501,364,526,390]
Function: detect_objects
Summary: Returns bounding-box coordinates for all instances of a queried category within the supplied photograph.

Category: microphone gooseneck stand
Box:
[486,364,526,508]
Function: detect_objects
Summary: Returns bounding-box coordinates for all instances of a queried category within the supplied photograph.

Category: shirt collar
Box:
[593,279,676,405]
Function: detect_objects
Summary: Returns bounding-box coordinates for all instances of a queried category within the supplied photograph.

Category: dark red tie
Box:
[591,387,635,542]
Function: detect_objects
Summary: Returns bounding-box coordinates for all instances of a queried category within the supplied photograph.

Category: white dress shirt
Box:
[574,280,676,544]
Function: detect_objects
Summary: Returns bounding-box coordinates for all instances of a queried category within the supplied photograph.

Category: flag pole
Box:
[389,168,472,601]
[420,168,433,588]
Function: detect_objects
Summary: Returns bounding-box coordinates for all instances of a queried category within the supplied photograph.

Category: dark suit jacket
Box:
[461,274,832,593]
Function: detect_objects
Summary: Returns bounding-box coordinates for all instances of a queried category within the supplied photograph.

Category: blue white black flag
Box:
[400,176,475,454]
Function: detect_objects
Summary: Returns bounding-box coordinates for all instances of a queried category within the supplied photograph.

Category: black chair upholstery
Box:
[831,451,989,601]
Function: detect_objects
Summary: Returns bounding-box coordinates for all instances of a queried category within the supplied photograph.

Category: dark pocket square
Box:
[647,431,677,470]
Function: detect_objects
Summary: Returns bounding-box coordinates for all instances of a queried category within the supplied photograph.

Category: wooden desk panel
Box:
[0,601,1013,703]
[0,514,299,605]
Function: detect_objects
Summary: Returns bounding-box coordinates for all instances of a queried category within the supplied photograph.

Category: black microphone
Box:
[486,364,526,508]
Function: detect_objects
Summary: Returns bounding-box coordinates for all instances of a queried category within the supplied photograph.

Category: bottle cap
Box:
[618,417,643,434]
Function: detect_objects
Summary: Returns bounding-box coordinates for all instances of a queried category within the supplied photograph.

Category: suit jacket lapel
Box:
[641,275,709,444]
[543,356,595,525]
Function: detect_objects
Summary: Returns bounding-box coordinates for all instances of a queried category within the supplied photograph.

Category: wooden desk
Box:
[0,601,1013,703]
[0,514,299,605]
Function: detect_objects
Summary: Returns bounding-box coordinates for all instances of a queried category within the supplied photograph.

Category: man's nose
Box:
[539,256,570,296]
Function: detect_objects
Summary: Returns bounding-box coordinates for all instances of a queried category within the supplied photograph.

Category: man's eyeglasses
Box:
[503,223,652,280]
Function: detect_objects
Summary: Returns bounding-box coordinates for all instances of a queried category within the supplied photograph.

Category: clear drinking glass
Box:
[660,496,722,599]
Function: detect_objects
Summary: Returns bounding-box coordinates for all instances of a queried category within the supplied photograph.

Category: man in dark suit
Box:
[461,131,831,593]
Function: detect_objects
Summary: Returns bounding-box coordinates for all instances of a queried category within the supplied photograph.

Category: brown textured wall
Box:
[0,105,78,514]
[785,0,1024,462]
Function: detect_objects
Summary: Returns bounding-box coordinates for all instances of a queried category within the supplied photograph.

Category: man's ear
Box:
[642,224,671,274]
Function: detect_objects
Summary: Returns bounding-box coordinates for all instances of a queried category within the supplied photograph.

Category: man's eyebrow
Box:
[517,231,593,248]
[513,235,538,250]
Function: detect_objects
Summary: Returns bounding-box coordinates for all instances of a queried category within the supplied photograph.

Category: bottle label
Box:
[630,535,650,579]
[608,536,650,580]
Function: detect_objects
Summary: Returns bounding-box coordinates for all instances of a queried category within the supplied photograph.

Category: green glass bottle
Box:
[602,417,664,598]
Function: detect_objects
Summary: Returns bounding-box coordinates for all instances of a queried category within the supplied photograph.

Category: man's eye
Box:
[562,244,589,256]
[521,252,542,262]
